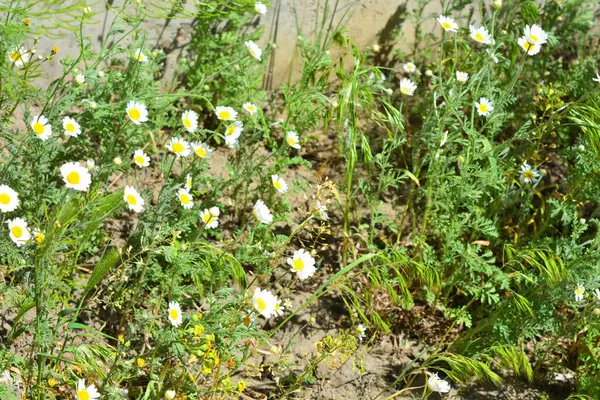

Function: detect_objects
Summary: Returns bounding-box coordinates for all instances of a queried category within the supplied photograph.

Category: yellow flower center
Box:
[0,193,10,204]
[475,32,484,41]
[12,226,23,238]
[219,110,231,120]
[226,126,236,136]
[523,42,533,51]
[529,34,538,42]
[180,194,190,205]
[66,123,75,132]
[293,258,305,271]
[196,147,207,158]
[129,108,141,121]
[273,181,282,189]
[203,213,213,224]
[77,390,90,400]
[67,171,80,184]
[170,308,179,320]
[256,298,266,311]
[402,87,409,94]
[479,104,488,113]
[576,288,583,295]
[523,170,535,180]
[287,137,296,146]
[33,122,45,134]
[11,51,22,62]
[247,106,255,112]
[183,117,191,128]
[136,53,145,61]
[127,194,137,205]
[442,22,451,29]
[35,233,45,244]
[135,155,146,165]
[172,142,184,153]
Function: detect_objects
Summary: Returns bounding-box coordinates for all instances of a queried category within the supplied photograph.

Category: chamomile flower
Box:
[76,379,100,400]
[428,373,451,393]
[594,288,600,301]
[400,79,417,96]
[469,25,492,44]
[274,300,285,316]
[245,40,262,61]
[177,188,194,209]
[133,149,150,168]
[253,199,273,224]
[593,72,600,84]
[225,122,244,148]
[32,228,45,245]
[166,137,191,157]
[8,46,29,68]
[124,186,144,213]
[192,141,214,159]
[286,131,300,149]
[243,103,259,115]
[209,206,220,217]
[356,324,366,341]
[271,175,288,193]
[456,71,469,83]
[287,248,316,280]
[252,287,278,318]
[6,217,30,247]
[134,48,148,62]
[168,301,183,327]
[0,185,20,213]
[62,117,81,137]
[75,73,85,85]
[575,283,585,302]
[524,24,548,46]
[475,97,493,116]
[31,115,52,141]
[126,101,149,125]
[440,130,448,147]
[520,162,540,183]
[185,174,192,190]
[437,15,458,32]
[60,162,92,191]
[254,1,267,14]
[200,209,219,228]
[181,110,198,133]
[215,106,237,121]
[403,62,417,73]
[518,37,541,56]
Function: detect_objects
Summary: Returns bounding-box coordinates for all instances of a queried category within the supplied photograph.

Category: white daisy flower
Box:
[0,185,20,213]
[356,324,366,341]
[575,283,585,302]
[76,379,100,400]
[469,25,492,44]
[402,62,417,73]
[520,162,540,183]
[192,141,214,159]
[181,110,198,133]
[75,73,85,85]
[428,373,451,393]
[254,1,267,14]
[594,288,600,301]
[456,71,469,83]
[133,149,150,168]
[245,40,262,61]
[124,186,144,213]
[243,102,259,115]
[6,217,30,247]
[593,72,600,84]
[253,199,273,224]
[31,115,52,141]
[215,106,237,121]
[287,248,316,280]
[252,287,278,318]
[8,46,29,68]
[62,117,81,137]
[524,24,547,46]
[166,137,191,157]
[475,97,493,116]
[134,48,148,62]
[177,188,193,209]
[271,175,288,193]
[400,78,417,96]
[437,15,458,32]
[440,130,448,147]
[168,301,183,327]
[185,174,192,190]
[274,299,285,316]
[60,162,92,191]
[32,228,45,245]
[225,121,244,148]
[200,208,219,228]
[518,37,541,56]
[286,131,300,149]
[126,101,149,125]
[209,206,220,217]
[283,298,292,308]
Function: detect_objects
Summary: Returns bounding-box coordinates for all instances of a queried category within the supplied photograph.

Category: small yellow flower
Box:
[47,378,57,387]
[137,358,145,368]
[51,45,60,54]
[118,334,125,344]
[23,18,31,25]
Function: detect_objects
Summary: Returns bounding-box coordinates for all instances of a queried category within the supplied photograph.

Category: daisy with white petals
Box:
[469,25,492,45]
[518,37,541,56]
[76,379,100,400]
[456,71,469,83]
[126,101,149,125]
[31,115,52,141]
[62,117,81,137]
[123,186,144,213]
[6,218,30,247]
[200,208,219,228]
[252,287,278,318]
[9,46,30,68]
[133,149,150,168]
[524,24,548,46]
[181,110,198,133]
[192,141,214,159]
[253,199,273,224]
[271,175,288,194]
[166,137,191,157]
[60,162,92,191]
[134,48,148,62]
[185,174,192,190]
[475,97,493,116]
[225,122,244,148]
[168,301,183,327]
[215,106,237,121]
[437,15,458,32]
[520,162,540,183]
[287,248,316,280]
[428,373,451,393]
[245,40,262,61]
[593,72,600,84]
[254,1,267,14]
[0,185,20,213]
[403,62,417,73]
[243,103,259,115]
[286,131,301,149]
[356,324,366,341]
[400,79,417,96]
[575,283,585,302]
[177,188,194,209]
